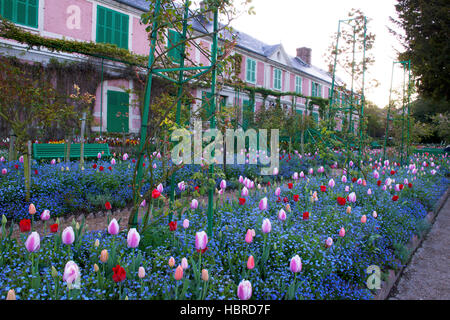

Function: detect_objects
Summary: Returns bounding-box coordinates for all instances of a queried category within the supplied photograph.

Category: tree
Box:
[390,0,450,101]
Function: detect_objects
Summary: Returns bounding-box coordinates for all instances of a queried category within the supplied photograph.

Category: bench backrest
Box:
[33,143,111,159]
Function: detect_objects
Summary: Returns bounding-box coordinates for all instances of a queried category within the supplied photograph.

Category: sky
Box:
[225,0,405,108]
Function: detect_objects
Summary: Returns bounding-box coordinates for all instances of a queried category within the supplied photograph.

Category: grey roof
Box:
[113,0,333,84]
[114,0,150,11]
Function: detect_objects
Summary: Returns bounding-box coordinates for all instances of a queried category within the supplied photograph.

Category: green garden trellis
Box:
[328,16,368,170]
[129,0,220,238]
[382,60,412,165]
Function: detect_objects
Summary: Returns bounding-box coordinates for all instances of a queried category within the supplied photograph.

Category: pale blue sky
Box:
[227,0,405,108]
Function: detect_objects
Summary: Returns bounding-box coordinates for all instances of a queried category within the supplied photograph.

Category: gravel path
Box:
[390,194,450,300]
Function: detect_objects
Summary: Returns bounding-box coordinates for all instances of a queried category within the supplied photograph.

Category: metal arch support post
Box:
[406,60,412,161]
[206,4,219,238]
[129,0,162,228]
[168,0,191,223]
[328,20,341,129]
[100,58,104,137]
[358,16,367,168]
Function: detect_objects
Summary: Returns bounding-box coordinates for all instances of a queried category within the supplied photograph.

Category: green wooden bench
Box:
[33,143,111,160]
[413,148,444,156]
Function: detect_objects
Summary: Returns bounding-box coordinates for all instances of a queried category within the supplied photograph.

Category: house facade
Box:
[0,0,352,134]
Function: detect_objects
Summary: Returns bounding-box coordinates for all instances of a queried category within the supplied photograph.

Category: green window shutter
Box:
[107,91,129,133]
[1,0,38,28]
[168,29,182,64]
[295,76,302,94]
[274,69,281,90]
[246,58,256,83]
[312,112,319,123]
[311,82,316,96]
[295,109,303,115]
[96,5,129,49]
[242,99,254,130]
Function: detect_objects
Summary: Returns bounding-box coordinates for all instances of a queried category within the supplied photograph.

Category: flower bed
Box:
[0,153,448,300]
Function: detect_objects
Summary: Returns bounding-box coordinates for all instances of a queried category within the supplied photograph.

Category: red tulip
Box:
[19,219,31,233]
[399,184,404,190]
[288,183,293,189]
[50,223,58,233]
[169,221,177,231]
[302,211,309,220]
[293,194,299,202]
[34,170,38,175]
[105,201,112,210]
[408,183,413,188]
[92,164,97,169]
[320,185,326,192]
[152,189,161,199]
[14,164,19,169]
[390,170,395,175]
[283,197,288,203]
[392,195,399,201]
[377,180,382,186]
[352,178,357,183]
[108,166,112,171]
[337,197,346,206]
[239,198,246,205]
[276,196,281,203]
[112,264,126,283]
[99,166,104,172]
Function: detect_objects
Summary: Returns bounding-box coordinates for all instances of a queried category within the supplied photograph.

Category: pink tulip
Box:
[183,219,189,229]
[50,159,56,165]
[274,187,281,196]
[138,266,146,279]
[290,255,302,273]
[111,158,116,165]
[348,192,356,203]
[174,265,183,280]
[107,218,119,235]
[247,255,255,270]
[181,257,189,270]
[245,229,253,244]
[373,170,379,179]
[261,218,271,234]
[168,257,175,267]
[178,181,185,191]
[341,175,347,183]
[372,211,378,218]
[367,188,372,195]
[19,155,24,163]
[127,228,140,248]
[122,153,129,161]
[40,209,50,221]
[339,227,345,237]
[259,197,268,211]
[292,172,299,180]
[239,176,244,184]
[195,231,208,251]
[190,199,198,210]
[299,171,304,178]
[278,209,287,221]
[25,232,40,252]
[220,180,227,190]
[63,261,80,285]
[237,279,252,300]
[1,168,6,175]
[357,178,362,185]
[273,167,279,175]
[349,160,354,167]
[0,156,4,162]
[157,183,164,193]
[62,226,75,245]
[241,186,249,197]
[328,178,335,188]
[28,204,36,215]
[97,152,101,159]
[325,237,333,247]
[361,215,367,223]
[308,168,313,175]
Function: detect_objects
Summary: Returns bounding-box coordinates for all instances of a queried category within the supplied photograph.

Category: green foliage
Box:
[390,0,450,101]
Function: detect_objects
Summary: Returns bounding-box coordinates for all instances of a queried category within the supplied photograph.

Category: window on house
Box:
[273,68,282,90]
[0,0,39,28]
[295,76,302,94]
[246,58,256,84]
[168,29,184,64]
[96,5,129,50]
[311,82,322,97]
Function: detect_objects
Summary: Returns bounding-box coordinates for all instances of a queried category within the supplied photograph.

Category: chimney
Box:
[200,1,214,22]
[296,47,312,65]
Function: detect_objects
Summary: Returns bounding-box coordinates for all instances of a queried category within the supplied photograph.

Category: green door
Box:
[201,91,214,122]
[242,99,254,131]
[107,90,129,133]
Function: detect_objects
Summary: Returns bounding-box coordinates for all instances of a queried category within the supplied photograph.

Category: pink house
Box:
[0,0,342,134]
